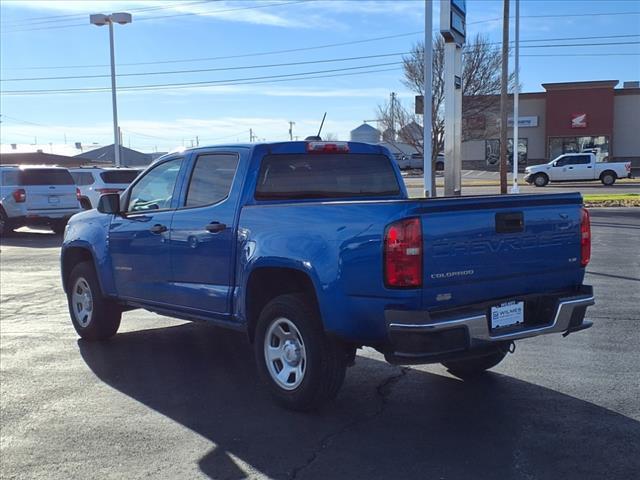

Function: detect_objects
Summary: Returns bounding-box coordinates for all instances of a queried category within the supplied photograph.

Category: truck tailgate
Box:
[415,193,585,310]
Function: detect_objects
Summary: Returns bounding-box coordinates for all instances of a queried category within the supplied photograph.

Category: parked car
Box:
[396,153,445,171]
[1,165,81,235]
[524,152,632,186]
[61,141,594,410]
[70,167,141,209]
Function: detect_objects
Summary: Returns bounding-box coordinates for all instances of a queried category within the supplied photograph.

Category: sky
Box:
[1,0,639,153]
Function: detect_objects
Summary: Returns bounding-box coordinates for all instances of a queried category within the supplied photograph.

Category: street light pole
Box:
[107,20,121,167]
[90,12,132,168]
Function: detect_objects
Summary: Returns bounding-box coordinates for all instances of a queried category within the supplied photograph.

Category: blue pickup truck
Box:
[61,141,595,410]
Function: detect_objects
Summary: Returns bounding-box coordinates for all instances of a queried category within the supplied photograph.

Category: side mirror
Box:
[97,193,121,214]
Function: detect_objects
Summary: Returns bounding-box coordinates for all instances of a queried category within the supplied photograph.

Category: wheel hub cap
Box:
[71,277,93,328]
[264,317,307,390]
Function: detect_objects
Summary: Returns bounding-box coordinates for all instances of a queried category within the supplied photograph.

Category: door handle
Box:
[205,222,226,233]
[150,224,167,234]
[568,166,574,169]
[587,166,593,168]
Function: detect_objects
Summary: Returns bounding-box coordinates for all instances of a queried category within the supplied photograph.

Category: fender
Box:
[61,211,117,297]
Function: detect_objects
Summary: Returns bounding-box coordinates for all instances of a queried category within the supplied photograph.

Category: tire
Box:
[533,173,549,187]
[66,261,121,341]
[442,349,507,379]
[600,171,616,186]
[0,209,12,237]
[51,220,67,235]
[254,293,347,411]
[80,197,93,210]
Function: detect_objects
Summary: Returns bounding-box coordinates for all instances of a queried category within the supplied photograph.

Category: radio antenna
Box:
[316,112,327,138]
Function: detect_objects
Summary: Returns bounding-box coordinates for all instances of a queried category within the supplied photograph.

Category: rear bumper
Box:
[384,285,594,364]
[26,208,80,221]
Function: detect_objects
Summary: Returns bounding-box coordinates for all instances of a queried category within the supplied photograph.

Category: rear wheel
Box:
[254,294,347,411]
[442,349,508,379]
[533,173,549,187]
[66,261,121,341]
[52,220,67,235]
[600,171,616,186]
[0,210,12,237]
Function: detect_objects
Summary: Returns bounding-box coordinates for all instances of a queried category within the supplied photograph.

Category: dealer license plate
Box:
[490,301,524,329]
[48,195,60,204]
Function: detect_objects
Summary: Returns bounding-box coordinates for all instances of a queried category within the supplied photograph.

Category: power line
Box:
[1,0,309,33]
[3,36,638,82]
[7,31,424,71]
[5,31,638,73]
[1,51,409,82]
[0,65,402,96]
[0,1,215,27]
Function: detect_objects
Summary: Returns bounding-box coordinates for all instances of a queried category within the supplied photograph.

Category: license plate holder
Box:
[490,301,524,330]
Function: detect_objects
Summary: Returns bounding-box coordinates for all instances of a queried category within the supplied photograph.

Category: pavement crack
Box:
[287,366,409,480]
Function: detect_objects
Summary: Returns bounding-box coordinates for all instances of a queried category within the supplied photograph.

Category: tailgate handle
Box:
[496,212,524,233]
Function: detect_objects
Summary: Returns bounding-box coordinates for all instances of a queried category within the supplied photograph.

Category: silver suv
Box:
[69,167,141,209]
[0,165,81,235]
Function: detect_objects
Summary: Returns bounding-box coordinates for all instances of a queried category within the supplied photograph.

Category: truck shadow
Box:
[78,322,640,480]
[0,229,61,248]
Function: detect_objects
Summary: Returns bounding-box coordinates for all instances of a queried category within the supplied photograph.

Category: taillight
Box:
[384,217,422,288]
[625,162,631,172]
[307,141,349,153]
[76,187,81,200]
[12,188,26,203]
[580,208,591,267]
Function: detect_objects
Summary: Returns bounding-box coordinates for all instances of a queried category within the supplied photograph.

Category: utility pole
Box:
[511,0,520,194]
[288,121,295,141]
[389,92,397,141]
[499,0,510,194]
[196,135,199,147]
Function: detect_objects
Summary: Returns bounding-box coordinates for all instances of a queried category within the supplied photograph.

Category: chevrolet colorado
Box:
[61,141,595,410]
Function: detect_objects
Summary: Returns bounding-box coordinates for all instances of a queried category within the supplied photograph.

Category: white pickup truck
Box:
[524,153,632,187]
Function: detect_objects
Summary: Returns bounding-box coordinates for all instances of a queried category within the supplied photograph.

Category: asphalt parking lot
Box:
[1,208,639,480]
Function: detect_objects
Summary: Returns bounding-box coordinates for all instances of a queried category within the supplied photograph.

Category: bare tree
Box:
[378,34,515,192]
[323,132,339,141]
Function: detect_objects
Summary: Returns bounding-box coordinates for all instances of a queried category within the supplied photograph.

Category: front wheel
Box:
[66,261,121,341]
[254,294,347,411]
[533,173,549,187]
[442,349,507,379]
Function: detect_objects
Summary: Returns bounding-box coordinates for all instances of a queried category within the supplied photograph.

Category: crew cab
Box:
[524,152,632,187]
[61,141,595,410]
[1,165,81,235]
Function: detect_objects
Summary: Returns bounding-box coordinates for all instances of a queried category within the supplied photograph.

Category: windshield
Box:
[255,154,400,200]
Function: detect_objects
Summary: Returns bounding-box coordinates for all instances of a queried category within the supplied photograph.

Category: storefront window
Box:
[548,136,609,162]
[485,138,528,166]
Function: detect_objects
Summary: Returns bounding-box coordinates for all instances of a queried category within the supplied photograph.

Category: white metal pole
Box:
[108,20,121,168]
[511,0,520,193]
[423,0,433,197]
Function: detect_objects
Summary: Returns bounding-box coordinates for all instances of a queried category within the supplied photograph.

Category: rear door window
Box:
[101,170,140,184]
[71,172,95,185]
[255,154,400,200]
[20,169,74,185]
[185,154,239,207]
